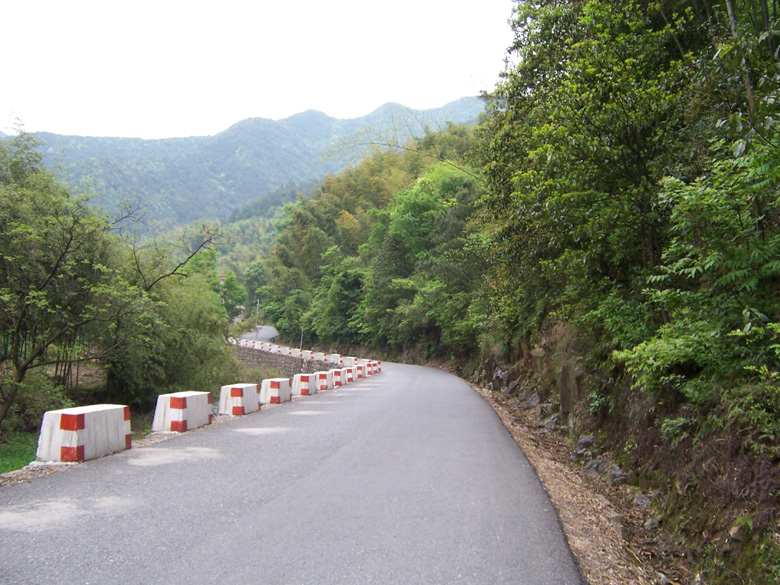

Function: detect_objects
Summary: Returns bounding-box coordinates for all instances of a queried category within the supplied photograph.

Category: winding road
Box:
[0,360,583,584]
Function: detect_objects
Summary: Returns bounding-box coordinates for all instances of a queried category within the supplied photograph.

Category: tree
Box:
[0,135,146,427]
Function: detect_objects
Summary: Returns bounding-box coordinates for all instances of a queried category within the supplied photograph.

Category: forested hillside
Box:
[28,99,484,233]
[242,1,780,582]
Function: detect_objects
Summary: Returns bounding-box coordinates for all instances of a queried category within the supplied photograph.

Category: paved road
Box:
[0,363,583,585]
[241,325,279,343]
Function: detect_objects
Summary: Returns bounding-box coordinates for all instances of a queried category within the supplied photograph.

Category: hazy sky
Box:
[2,0,515,139]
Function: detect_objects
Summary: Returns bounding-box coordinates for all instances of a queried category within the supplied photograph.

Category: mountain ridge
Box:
[26,97,484,233]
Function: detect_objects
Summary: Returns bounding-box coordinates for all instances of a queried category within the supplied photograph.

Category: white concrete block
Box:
[259,378,292,405]
[292,373,316,397]
[312,352,326,361]
[312,371,329,392]
[343,356,358,367]
[344,367,354,383]
[326,354,343,365]
[152,391,212,433]
[301,350,313,360]
[219,383,259,416]
[37,404,132,463]
[289,348,301,358]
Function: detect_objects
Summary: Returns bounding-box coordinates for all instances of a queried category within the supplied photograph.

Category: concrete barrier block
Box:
[355,364,365,379]
[260,378,292,405]
[312,352,326,361]
[325,354,343,365]
[345,367,354,383]
[37,404,132,463]
[312,371,329,392]
[331,369,342,387]
[292,373,316,397]
[301,350,313,360]
[152,391,212,433]
[343,356,358,367]
[336,368,350,385]
[219,383,259,416]
[289,348,301,358]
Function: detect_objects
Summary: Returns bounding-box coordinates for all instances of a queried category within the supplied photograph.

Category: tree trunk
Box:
[726,0,757,112]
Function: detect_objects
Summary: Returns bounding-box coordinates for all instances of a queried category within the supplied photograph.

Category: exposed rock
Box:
[539,402,557,418]
[572,435,594,462]
[491,364,509,391]
[524,391,541,410]
[539,413,559,431]
[644,516,662,532]
[582,456,627,485]
[633,494,653,510]
[506,377,522,397]
[729,523,746,542]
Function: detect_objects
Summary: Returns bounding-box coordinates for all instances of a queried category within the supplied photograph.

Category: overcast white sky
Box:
[1,0,515,139]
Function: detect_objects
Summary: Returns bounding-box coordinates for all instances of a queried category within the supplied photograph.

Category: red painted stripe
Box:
[61,445,85,462]
[232,406,245,416]
[171,420,188,432]
[270,380,280,389]
[60,413,85,431]
[231,387,244,398]
[170,396,187,409]
[301,389,310,396]
[208,414,213,424]
[123,406,131,421]
[270,396,280,404]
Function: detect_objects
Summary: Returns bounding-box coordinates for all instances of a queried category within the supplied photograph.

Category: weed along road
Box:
[0,363,583,585]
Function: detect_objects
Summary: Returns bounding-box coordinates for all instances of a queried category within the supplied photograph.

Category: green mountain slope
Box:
[31,98,484,233]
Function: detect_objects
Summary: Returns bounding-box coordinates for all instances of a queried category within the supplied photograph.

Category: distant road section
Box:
[0,362,582,585]
[240,325,279,343]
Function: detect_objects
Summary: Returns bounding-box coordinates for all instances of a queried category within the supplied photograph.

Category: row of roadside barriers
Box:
[35,340,381,464]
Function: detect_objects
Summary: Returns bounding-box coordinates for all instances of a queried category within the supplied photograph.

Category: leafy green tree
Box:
[221,270,246,321]
[0,135,147,427]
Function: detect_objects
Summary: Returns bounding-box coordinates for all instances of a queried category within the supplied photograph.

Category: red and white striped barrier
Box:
[326,354,343,365]
[260,378,292,405]
[289,348,301,358]
[312,371,329,392]
[152,391,212,433]
[36,404,132,463]
[331,369,343,387]
[312,352,326,361]
[345,367,354,383]
[337,367,350,385]
[301,350,313,360]
[292,373,316,397]
[355,364,365,379]
[219,383,259,416]
[343,356,358,367]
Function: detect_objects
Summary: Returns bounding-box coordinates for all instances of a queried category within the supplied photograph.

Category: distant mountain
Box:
[28,97,484,233]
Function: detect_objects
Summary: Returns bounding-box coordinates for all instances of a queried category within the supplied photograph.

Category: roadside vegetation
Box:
[234,2,780,582]
[4,0,780,581]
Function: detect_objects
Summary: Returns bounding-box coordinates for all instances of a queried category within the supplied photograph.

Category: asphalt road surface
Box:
[241,325,279,343]
[0,363,583,585]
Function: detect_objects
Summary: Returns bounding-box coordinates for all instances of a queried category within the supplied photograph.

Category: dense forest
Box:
[29,99,484,234]
[4,0,780,581]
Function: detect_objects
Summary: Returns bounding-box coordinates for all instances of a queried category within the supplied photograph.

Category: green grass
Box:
[0,431,38,474]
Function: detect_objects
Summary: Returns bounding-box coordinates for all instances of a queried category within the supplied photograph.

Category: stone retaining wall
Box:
[234,346,329,379]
